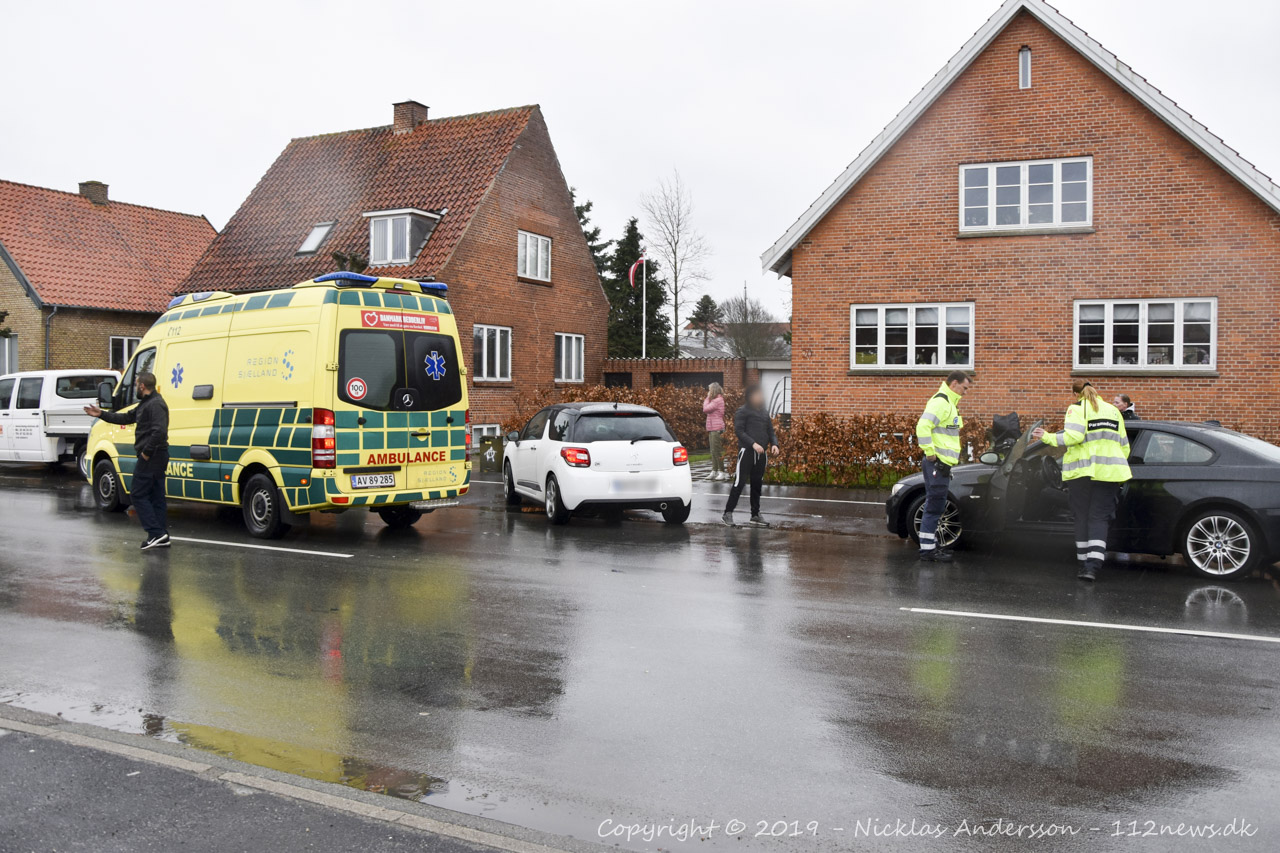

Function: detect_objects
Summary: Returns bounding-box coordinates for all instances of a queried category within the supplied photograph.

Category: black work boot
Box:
[919,550,953,563]
[1077,564,1098,581]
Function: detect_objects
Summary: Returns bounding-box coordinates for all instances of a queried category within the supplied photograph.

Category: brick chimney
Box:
[79,181,109,205]
[393,100,429,134]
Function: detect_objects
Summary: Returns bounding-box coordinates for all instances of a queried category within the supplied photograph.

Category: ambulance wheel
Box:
[93,459,125,513]
[378,507,423,529]
[503,462,522,505]
[544,474,571,525]
[242,473,291,539]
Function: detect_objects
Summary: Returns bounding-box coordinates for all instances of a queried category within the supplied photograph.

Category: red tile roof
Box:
[180,105,537,294]
[0,180,215,312]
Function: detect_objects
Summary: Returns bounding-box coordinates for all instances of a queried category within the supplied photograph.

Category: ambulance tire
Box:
[242,473,291,539]
[93,459,126,513]
[378,507,423,529]
[544,474,571,525]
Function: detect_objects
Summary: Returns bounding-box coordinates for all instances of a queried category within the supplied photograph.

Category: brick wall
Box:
[788,10,1280,442]
[441,109,609,429]
[0,258,157,371]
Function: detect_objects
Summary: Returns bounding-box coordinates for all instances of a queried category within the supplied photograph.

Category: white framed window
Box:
[1074,298,1216,370]
[297,221,335,254]
[369,215,411,265]
[554,333,584,382]
[517,231,551,281]
[851,302,974,369]
[0,335,16,373]
[1018,47,1031,89]
[960,157,1091,232]
[472,324,512,381]
[109,336,141,372]
[473,424,502,439]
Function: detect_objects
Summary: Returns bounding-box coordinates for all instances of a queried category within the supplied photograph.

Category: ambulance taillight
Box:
[464,409,472,449]
[312,408,337,469]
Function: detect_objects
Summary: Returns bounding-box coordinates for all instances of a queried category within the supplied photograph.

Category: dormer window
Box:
[296,221,335,255]
[362,208,442,266]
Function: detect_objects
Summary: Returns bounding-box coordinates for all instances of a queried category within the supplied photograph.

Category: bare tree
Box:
[719,295,785,359]
[641,171,710,356]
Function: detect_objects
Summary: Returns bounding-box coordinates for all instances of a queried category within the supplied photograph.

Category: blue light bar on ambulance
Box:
[420,282,448,294]
[315,271,378,284]
[167,296,184,309]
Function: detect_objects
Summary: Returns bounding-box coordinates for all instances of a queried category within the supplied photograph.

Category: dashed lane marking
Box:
[902,607,1280,644]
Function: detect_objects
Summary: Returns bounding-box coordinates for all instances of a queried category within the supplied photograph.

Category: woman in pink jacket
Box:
[703,383,727,480]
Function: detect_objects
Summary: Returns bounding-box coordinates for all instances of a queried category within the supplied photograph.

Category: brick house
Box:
[763,0,1280,442]
[0,180,215,373]
[180,101,608,437]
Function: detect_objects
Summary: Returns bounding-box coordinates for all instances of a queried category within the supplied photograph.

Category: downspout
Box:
[44,305,59,368]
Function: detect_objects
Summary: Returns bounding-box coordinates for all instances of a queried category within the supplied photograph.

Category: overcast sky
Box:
[3,0,1276,319]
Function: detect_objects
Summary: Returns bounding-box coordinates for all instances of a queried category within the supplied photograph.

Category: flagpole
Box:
[641,255,647,359]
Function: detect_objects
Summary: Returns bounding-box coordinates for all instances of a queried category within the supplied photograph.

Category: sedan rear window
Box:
[56,375,108,399]
[571,413,674,443]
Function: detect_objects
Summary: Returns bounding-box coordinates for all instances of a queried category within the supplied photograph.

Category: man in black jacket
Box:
[722,385,780,528]
[85,371,171,550]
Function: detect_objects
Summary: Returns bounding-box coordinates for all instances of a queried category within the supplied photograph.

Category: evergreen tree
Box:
[688,294,722,347]
[570,187,612,278]
[604,218,673,358]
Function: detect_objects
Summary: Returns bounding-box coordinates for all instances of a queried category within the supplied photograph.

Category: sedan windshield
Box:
[571,413,675,443]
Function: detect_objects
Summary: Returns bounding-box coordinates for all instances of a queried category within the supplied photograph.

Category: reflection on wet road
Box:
[2,467,1279,850]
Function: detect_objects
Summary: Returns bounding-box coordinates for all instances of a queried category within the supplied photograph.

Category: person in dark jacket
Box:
[722,385,779,528]
[1113,393,1140,421]
[85,371,171,550]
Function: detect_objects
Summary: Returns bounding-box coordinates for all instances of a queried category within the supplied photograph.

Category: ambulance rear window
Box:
[405,333,463,411]
[337,330,463,412]
[338,331,398,409]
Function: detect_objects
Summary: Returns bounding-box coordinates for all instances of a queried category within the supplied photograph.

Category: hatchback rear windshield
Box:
[571,413,675,443]
[338,330,463,412]
[56,375,108,399]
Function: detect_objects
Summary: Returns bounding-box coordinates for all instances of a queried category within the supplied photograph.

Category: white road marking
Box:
[470,479,883,506]
[902,607,1280,644]
[170,537,352,559]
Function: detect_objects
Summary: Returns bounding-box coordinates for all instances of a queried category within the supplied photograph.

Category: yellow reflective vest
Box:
[916,382,963,466]
[1040,396,1132,483]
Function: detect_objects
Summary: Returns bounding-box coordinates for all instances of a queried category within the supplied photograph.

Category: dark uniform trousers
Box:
[1067,478,1121,571]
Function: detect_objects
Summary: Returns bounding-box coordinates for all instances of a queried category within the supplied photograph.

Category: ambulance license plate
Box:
[352,473,396,490]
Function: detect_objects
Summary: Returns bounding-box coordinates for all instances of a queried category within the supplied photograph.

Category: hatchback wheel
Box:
[241,473,291,539]
[544,474,570,525]
[93,459,125,512]
[908,493,962,548]
[662,501,691,525]
[503,461,522,506]
[1182,509,1258,579]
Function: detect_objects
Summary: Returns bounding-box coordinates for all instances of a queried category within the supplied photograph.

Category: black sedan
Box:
[886,420,1280,579]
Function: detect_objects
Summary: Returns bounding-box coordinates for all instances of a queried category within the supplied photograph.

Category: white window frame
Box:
[0,334,16,373]
[517,230,552,282]
[1018,47,1031,89]
[554,332,584,383]
[472,323,512,382]
[368,215,410,265]
[1073,298,1217,372]
[959,157,1092,233]
[297,221,336,255]
[849,302,975,371]
[473,424,502,439]
[109,336,141,372]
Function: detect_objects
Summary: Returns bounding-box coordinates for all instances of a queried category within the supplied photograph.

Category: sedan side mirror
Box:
[979,451,1001,465]
[97,381,116,410]
[505,431,520,444]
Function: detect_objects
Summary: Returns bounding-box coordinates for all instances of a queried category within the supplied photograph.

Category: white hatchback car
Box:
[503,402,693,524]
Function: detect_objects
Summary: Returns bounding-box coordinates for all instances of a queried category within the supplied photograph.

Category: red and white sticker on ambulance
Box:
[361,310,440,332]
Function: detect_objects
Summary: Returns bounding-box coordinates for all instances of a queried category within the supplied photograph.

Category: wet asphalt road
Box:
[2,465,1279,852]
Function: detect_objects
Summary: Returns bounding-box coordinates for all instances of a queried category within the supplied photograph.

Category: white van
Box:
[0,369,119,477]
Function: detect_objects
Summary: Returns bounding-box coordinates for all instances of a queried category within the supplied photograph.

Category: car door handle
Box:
[526,445,537,450]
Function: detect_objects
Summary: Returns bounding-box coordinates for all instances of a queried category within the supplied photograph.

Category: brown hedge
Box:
[500,385,1058,487]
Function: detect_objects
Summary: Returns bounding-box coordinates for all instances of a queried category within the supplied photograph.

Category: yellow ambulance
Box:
[86,272,471,538]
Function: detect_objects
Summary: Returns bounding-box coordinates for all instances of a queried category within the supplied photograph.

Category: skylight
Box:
[297,221,335,254]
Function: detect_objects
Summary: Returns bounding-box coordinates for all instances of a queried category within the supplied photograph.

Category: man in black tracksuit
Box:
[722,385,779,528]
[85,371,171,550]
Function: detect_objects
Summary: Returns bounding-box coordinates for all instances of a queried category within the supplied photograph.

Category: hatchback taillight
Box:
[561,447,591,468]
[673,446,689,466]
[312,408,336,469]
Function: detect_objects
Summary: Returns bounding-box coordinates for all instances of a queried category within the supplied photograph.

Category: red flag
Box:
[628,256,644,288]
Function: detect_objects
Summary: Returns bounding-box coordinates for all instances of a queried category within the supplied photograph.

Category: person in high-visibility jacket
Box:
[914,370,972,562]
[1032,379,1132,582]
